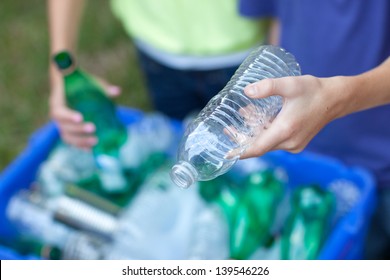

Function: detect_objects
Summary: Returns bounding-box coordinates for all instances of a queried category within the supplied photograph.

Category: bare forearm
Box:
[268,19,280,45]
[322,57,390,120]
[48,0,86,54]
[48,0,86,87]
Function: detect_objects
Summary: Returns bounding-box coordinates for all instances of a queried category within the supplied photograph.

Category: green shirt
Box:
[111,0,267,56]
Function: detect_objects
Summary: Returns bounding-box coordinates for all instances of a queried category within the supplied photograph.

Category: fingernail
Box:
[245,85,257,97]
[84,123,95,133]
[73,114,82,122]
[108,86,121,95]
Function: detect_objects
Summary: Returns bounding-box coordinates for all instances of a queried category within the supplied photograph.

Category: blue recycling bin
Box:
[0,107,377,260]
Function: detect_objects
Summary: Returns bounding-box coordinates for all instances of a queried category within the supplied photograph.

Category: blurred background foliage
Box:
[0,0,151,171]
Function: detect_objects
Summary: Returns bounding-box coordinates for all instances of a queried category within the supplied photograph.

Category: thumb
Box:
[244,78,276,99]
[105,84,122,98]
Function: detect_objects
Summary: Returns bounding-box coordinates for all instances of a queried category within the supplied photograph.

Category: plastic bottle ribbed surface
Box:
[170,45,301,188]
[6,192,72,248]
[53,196,118,239]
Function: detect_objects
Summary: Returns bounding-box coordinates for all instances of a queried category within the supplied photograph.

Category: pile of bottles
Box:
[3,111,193,259]
[191,158,339,260]
[3,141,341,260]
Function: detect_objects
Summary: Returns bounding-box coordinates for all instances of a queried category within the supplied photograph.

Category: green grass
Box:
[0,0,151,172]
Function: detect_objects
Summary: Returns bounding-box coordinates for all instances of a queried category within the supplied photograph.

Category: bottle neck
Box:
[59,63,77,76]
[53,51,78,76]
[170,161,198,189]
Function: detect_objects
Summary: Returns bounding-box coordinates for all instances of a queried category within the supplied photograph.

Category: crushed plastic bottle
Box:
[113,164,188,259]
[36,143,96,197]
[119,113,175,169]
[170,45,301,188]
[327,179,360,226]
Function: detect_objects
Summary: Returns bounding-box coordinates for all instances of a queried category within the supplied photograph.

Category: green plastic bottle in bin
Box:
[229,199,262,260]
[281,184,334,260]
[198,175,241,230]
[230,170,284,260]
[53,51,128,193]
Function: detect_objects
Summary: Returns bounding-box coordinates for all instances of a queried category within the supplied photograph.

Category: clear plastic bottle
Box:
[119,113,175,169]
[170,45,301,188]
[327,179,360,226]
[7,188,119,242]
[36,143,97,197]
[187,204,230,260]
[6,189,73,248]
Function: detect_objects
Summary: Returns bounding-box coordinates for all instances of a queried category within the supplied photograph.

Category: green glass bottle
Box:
[53,51,128,193]
[281,184,334,260]
[229,170,284,260]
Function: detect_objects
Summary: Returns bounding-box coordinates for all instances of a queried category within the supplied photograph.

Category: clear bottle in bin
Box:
[6,189,73,248]
[53,51,128,193]
[64,150,170,216]
[119,113,175,166]
[281,185,334,260]
[7,188,119,242]
[170,45,301,189]
[188,204,230,260]
[61,232,105,260]
[114,163,185,259]
[119,171,179,240]
[328,179,360,226]
[37,143,97,197]
[198,175,241,230]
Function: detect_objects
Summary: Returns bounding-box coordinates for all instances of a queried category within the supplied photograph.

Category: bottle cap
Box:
[53,51,74,70]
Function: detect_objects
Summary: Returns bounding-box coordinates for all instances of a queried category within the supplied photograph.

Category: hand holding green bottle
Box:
[52,51,129,193]
[50,51,122,149]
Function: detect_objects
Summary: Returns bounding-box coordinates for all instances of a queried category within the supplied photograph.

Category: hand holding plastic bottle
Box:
[240,55,390,159]
[170,46,390,188]
[240,75,342,158]
[170,45,301,188]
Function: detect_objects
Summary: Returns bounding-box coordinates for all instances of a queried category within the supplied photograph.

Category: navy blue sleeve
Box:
[239,0,277,18]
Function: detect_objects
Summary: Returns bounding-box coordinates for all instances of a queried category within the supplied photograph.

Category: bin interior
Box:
[0,107,377,260]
